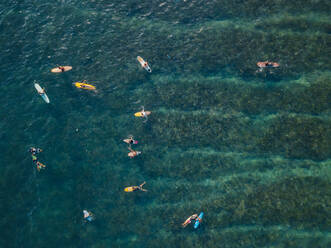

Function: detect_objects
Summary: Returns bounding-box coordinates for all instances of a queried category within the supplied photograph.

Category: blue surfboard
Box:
[194,212,204,229]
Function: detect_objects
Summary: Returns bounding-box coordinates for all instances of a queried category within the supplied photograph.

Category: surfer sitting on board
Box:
[182,214,198,227]
[128,147,141,158]
[124,182,147,192]
[58,66,65,72]
[140,106,148,122]
[83,210,94,222]
[38,88,45,95]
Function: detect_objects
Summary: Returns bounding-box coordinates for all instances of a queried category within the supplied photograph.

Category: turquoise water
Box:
[0,0,330,247]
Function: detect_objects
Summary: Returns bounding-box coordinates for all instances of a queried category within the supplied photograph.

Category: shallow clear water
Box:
[0,1,330,247]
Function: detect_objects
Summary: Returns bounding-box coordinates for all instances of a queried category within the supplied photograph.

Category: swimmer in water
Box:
[124,182,147,192]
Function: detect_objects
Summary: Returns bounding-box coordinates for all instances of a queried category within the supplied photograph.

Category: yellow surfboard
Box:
[134,111,151,117]
[124,187,134,192]
[51,66,72,73]
[74,82,96,90]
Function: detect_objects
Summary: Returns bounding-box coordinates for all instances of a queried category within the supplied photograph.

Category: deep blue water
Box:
[0,1,330,247]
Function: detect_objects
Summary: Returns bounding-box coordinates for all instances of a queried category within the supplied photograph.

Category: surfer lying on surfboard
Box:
[51,66,72,73]
[123,135,138,146]
[137,56,152,73]
[257,61,279,72]
[128,147,141,158]
[182,214,198,227]
[124,182,147,192]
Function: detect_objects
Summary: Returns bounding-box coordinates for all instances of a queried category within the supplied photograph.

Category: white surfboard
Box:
[137,56,152,73]
[34,83,50,103]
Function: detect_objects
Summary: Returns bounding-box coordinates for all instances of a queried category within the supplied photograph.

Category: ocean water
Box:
[0,0,330,247]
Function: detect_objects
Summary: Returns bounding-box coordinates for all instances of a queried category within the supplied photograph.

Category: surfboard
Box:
[134,111,151,117]
[51,66,72,73]
[34,83,50,103]
[182,216,192,227]
[74,82,96,90]
[194,212,204,229]
[124,187,134,192]
[137,56,152,73]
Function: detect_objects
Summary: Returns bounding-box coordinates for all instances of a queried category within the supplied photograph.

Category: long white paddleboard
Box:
[34,83,50,103]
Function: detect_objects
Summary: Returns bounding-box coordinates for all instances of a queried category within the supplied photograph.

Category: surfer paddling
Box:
[124,182,147,192]
[257,61,279,72]
[182,214,198,227]
[51,66,72,73]
[128,147,141,158]
[123,135,138,146]
[137,56,152,73]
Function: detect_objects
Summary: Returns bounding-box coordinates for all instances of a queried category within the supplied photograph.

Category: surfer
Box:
[257,61,279,72]
[124,135,138,146]
[182,214,198,227]
[36,161,46,171]
[83,210,94,222]
[124,182,147,192]
[137,56,152,72]
[128,147,141,158]
[140,106,148,122]
[38,88,46,95]
[29,147,42,155]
